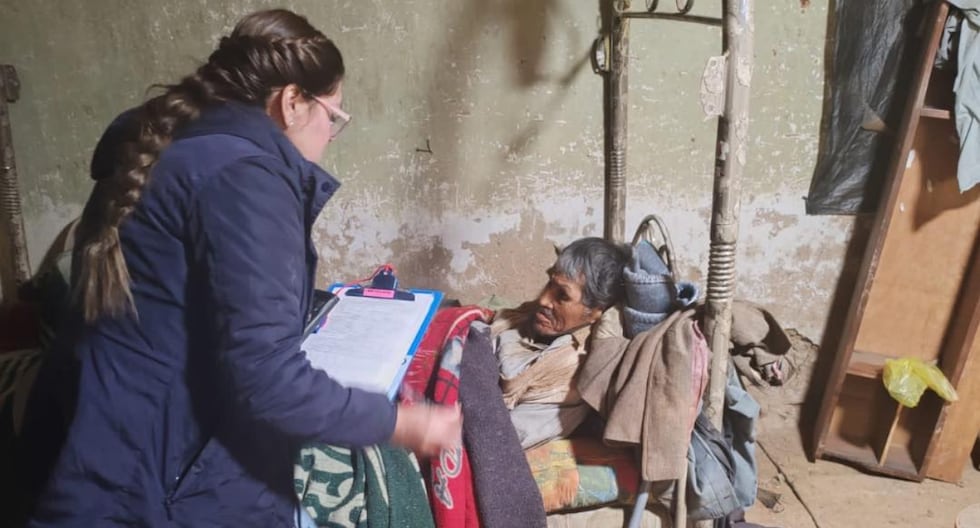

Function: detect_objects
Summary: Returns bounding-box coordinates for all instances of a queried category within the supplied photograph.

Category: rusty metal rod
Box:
[0,65,30,288]
[620,12,723,26]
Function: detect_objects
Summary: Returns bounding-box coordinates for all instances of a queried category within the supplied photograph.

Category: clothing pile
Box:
[622,239,700,339]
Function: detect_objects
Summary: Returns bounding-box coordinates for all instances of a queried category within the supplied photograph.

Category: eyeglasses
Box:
[312,96,351,139]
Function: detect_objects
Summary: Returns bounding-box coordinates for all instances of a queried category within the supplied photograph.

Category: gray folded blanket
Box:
[460,322,547,528]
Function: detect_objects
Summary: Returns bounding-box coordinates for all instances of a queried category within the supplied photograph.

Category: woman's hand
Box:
[390,403,463,458]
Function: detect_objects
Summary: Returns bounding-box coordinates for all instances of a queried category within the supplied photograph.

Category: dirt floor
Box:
[742,331,980,528]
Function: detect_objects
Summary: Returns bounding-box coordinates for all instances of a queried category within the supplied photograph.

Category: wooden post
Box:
[703,0,753,429]
[604,0,630,243]
[0,64,31,289]
[604,1,753,524]
[696,2,752,526]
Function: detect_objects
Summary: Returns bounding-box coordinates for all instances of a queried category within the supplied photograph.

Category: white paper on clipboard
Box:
[300,288,438,397]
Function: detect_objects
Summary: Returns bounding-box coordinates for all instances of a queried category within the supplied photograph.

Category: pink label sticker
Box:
[363,288,396,299]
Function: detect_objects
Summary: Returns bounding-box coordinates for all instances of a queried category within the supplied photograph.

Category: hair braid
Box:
[74,9,345,322]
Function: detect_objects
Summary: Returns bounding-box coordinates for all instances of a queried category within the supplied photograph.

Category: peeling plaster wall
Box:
[0,0,856,341]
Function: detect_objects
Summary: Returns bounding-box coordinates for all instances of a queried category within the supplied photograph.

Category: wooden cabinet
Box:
[813,1,980,482]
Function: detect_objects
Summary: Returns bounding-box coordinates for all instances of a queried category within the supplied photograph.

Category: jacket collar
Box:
[177,101,340,215]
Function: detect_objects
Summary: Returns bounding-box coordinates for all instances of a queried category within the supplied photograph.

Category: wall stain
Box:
[1,0,860,343]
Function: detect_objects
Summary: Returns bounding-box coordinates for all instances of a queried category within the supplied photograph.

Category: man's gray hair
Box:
[551,237,631,310]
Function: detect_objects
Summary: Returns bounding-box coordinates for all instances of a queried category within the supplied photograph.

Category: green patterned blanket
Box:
[294,444,434,528]
[0,348,43,437]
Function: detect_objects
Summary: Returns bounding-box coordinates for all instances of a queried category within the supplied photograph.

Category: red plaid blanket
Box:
[400,307,492,528]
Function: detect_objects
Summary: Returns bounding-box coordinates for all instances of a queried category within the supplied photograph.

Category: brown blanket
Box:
[730,301,793,385]
[577,308,708,482]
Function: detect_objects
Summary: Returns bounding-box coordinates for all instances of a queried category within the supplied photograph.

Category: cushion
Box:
[525,437,639,513]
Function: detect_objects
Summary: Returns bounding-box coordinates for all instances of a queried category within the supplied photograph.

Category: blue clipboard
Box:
[302,280,442,401]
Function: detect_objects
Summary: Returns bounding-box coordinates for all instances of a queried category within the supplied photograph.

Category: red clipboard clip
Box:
[343,265,416,301]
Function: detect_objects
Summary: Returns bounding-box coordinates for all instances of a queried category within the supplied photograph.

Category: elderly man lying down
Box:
[490,237,630,449]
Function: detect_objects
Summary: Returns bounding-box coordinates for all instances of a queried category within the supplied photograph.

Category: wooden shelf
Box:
[822,434,924,481]
[923,66,955,121]
[846,350,892,379]
[921,106,952,120]
[846,351,938,379]
[814,1,980,483]
[884,443,923,479]
[822,435,879,468]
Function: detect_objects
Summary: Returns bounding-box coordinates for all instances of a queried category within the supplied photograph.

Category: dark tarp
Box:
[806,0,928,215]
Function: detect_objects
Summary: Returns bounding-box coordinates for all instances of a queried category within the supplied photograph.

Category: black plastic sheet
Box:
[806,0,927,215]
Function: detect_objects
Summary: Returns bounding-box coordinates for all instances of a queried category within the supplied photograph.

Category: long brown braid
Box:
[74,9,344,322]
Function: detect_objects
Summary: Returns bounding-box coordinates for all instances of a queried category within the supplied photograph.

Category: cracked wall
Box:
[0,0,856,341]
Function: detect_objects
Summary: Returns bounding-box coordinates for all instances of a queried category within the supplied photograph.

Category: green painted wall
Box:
[0,0,857,340]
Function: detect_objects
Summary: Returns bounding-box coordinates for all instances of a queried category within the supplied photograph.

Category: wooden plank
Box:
[847,350,937,379]
[925,334,980,481]
[846,350,889,379]
[924,236,980,482]
[923,66,955,117]
[813,1,951,458]
[885,393,942,478]
[884,442,922,478]
[844,349,934,379]
[823,375,902,472]
[822,435,923,481]
[877,406,904,466]
[822,435,881,469]
[853,117,980,362]
[920,106,952,120]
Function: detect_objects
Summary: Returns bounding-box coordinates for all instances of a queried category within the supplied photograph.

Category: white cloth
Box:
[948,0,980,192]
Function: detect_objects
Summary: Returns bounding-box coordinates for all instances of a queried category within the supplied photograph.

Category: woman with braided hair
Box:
[28,9,461,527]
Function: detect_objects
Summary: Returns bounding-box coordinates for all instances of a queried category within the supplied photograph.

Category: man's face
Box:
[531,271,603,337]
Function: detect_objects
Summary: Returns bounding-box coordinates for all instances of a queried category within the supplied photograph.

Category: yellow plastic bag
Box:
[882,358,959,408]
